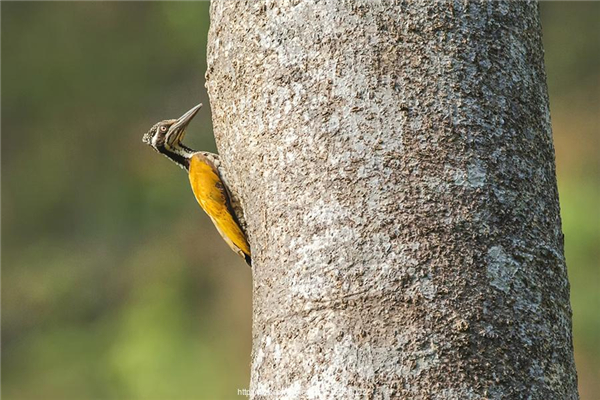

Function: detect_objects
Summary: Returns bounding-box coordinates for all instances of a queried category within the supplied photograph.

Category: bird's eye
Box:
[160,125,168,132]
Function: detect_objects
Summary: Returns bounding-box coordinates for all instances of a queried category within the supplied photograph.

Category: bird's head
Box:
[143,103,202,170]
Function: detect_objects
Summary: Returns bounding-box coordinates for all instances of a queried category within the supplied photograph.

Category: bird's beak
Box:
[167,103,203,146]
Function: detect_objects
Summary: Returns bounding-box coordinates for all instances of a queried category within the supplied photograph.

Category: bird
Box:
[142,104,251,266]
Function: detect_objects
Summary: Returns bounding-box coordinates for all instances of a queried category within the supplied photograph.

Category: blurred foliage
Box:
[2,3,251,400]
[540,3,600,399]
[1,2,598,399]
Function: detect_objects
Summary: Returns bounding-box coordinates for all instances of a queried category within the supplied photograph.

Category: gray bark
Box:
[206,1,578,399]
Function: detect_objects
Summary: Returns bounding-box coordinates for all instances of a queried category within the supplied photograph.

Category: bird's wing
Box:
[189,153,251,266]
[199,152,248,234]
[210,216,252,266]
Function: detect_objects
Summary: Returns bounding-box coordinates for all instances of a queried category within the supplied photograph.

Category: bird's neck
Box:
[161,144,196,171]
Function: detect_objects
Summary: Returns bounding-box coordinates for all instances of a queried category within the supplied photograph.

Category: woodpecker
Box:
[142,104,251,266]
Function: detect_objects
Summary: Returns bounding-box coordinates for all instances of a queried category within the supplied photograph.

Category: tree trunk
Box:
[206,1,578,399]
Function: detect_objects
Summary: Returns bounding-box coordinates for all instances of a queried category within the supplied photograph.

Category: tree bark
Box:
[206,1,578,399]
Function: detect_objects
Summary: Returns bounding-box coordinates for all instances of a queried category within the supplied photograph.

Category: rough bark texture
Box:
[206,1,578,399]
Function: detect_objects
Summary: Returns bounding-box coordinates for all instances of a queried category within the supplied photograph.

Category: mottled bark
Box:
[206,1,577,399]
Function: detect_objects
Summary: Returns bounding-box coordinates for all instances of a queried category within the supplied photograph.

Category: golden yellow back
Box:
[188,154,251,260]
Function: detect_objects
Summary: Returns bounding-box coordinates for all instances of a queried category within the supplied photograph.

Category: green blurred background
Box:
[1,2,598,399]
